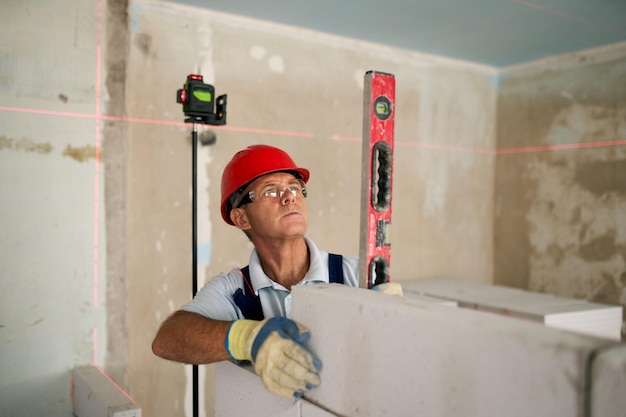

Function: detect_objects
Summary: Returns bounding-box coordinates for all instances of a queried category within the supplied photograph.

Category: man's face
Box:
[232,172,308,241]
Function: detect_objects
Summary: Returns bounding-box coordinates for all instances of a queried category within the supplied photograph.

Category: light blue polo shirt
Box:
[181,237,359,320]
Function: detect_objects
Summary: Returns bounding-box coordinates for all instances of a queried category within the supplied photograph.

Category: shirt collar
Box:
[247,237,328,294]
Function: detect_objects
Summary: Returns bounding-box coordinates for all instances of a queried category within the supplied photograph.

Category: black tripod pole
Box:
[191,121,199,417]
[176,72,225,417]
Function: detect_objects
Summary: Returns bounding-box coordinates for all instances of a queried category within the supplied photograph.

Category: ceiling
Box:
[172,0,626,68]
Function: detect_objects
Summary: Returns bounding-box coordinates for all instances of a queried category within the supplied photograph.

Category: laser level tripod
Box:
[176,74,227,417]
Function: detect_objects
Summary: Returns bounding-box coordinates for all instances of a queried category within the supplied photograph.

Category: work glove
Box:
[372,282,404,296]
[225,317,322,399]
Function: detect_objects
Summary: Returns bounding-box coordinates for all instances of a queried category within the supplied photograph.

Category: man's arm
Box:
[153,310,323,399]
[151,310,233,364]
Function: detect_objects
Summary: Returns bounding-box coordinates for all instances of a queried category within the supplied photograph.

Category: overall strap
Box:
[232,266,264,320]
[328,253,344,284]
[233,254,345,319]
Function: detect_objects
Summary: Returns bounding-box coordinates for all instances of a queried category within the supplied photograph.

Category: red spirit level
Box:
[359,71,395,289]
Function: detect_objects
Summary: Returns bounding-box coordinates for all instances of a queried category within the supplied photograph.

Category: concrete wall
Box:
[0,0,624,416]
[494,45,626,314]
[0,1,106,416]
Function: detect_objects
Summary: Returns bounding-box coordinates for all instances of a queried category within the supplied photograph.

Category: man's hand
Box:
[225,317,322,398]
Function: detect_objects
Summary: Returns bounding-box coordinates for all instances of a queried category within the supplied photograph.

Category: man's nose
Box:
[279,187,296,205]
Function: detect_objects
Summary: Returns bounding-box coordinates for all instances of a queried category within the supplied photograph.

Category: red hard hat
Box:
[220,145,310,225]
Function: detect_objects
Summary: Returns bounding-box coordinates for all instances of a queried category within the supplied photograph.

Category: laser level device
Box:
[176,74,227,125]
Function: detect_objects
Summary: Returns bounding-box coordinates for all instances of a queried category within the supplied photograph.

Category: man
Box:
[152,144,360,399]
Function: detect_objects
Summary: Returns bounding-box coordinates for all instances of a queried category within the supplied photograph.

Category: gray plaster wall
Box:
[0,1,107,416]
[0,0,624,416]
[494,46,626,311]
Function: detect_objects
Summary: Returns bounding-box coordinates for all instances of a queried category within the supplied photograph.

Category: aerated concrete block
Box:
[215,361,338,417]
[402,278,623,340]
[590,346,626,417]
[291,284,626,417]
[72,366,141,417]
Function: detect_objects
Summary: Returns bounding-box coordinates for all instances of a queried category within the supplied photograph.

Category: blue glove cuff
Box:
[250,317,297,361]
[224,321,237,360]
[250,317,322,372]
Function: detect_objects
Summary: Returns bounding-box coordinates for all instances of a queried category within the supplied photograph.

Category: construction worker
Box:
[152,144,401,399]
[151,144,360,399]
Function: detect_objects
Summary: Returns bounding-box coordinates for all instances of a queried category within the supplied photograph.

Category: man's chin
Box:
[280,215,307,234]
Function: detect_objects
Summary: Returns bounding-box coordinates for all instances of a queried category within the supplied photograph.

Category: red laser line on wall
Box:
[398,141,493,154]
[94,0,102,315]
[1,105,624,154]
[93,0,102,366]
[103,114,316,137]
[495,139,626,154]
[0,106,95,119]
[95,365,138,403]
[0,106,317,137]
[93,327,98,366]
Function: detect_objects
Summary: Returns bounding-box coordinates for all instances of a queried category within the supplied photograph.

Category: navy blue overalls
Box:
[233,254,344,320]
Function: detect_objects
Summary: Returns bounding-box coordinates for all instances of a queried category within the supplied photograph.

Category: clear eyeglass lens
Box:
[249,181,306,203]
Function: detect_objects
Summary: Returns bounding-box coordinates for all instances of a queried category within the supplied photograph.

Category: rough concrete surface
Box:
[495,49,626,324]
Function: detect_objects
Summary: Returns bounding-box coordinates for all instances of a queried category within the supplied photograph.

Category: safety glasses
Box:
[235,179,307,208]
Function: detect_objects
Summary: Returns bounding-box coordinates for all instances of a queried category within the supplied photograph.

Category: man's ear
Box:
[230,208,251,231]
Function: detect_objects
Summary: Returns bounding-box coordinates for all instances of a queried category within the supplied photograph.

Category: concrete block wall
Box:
[287,284,626,417]
[215,362,337,417]
[214,284,626,416]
